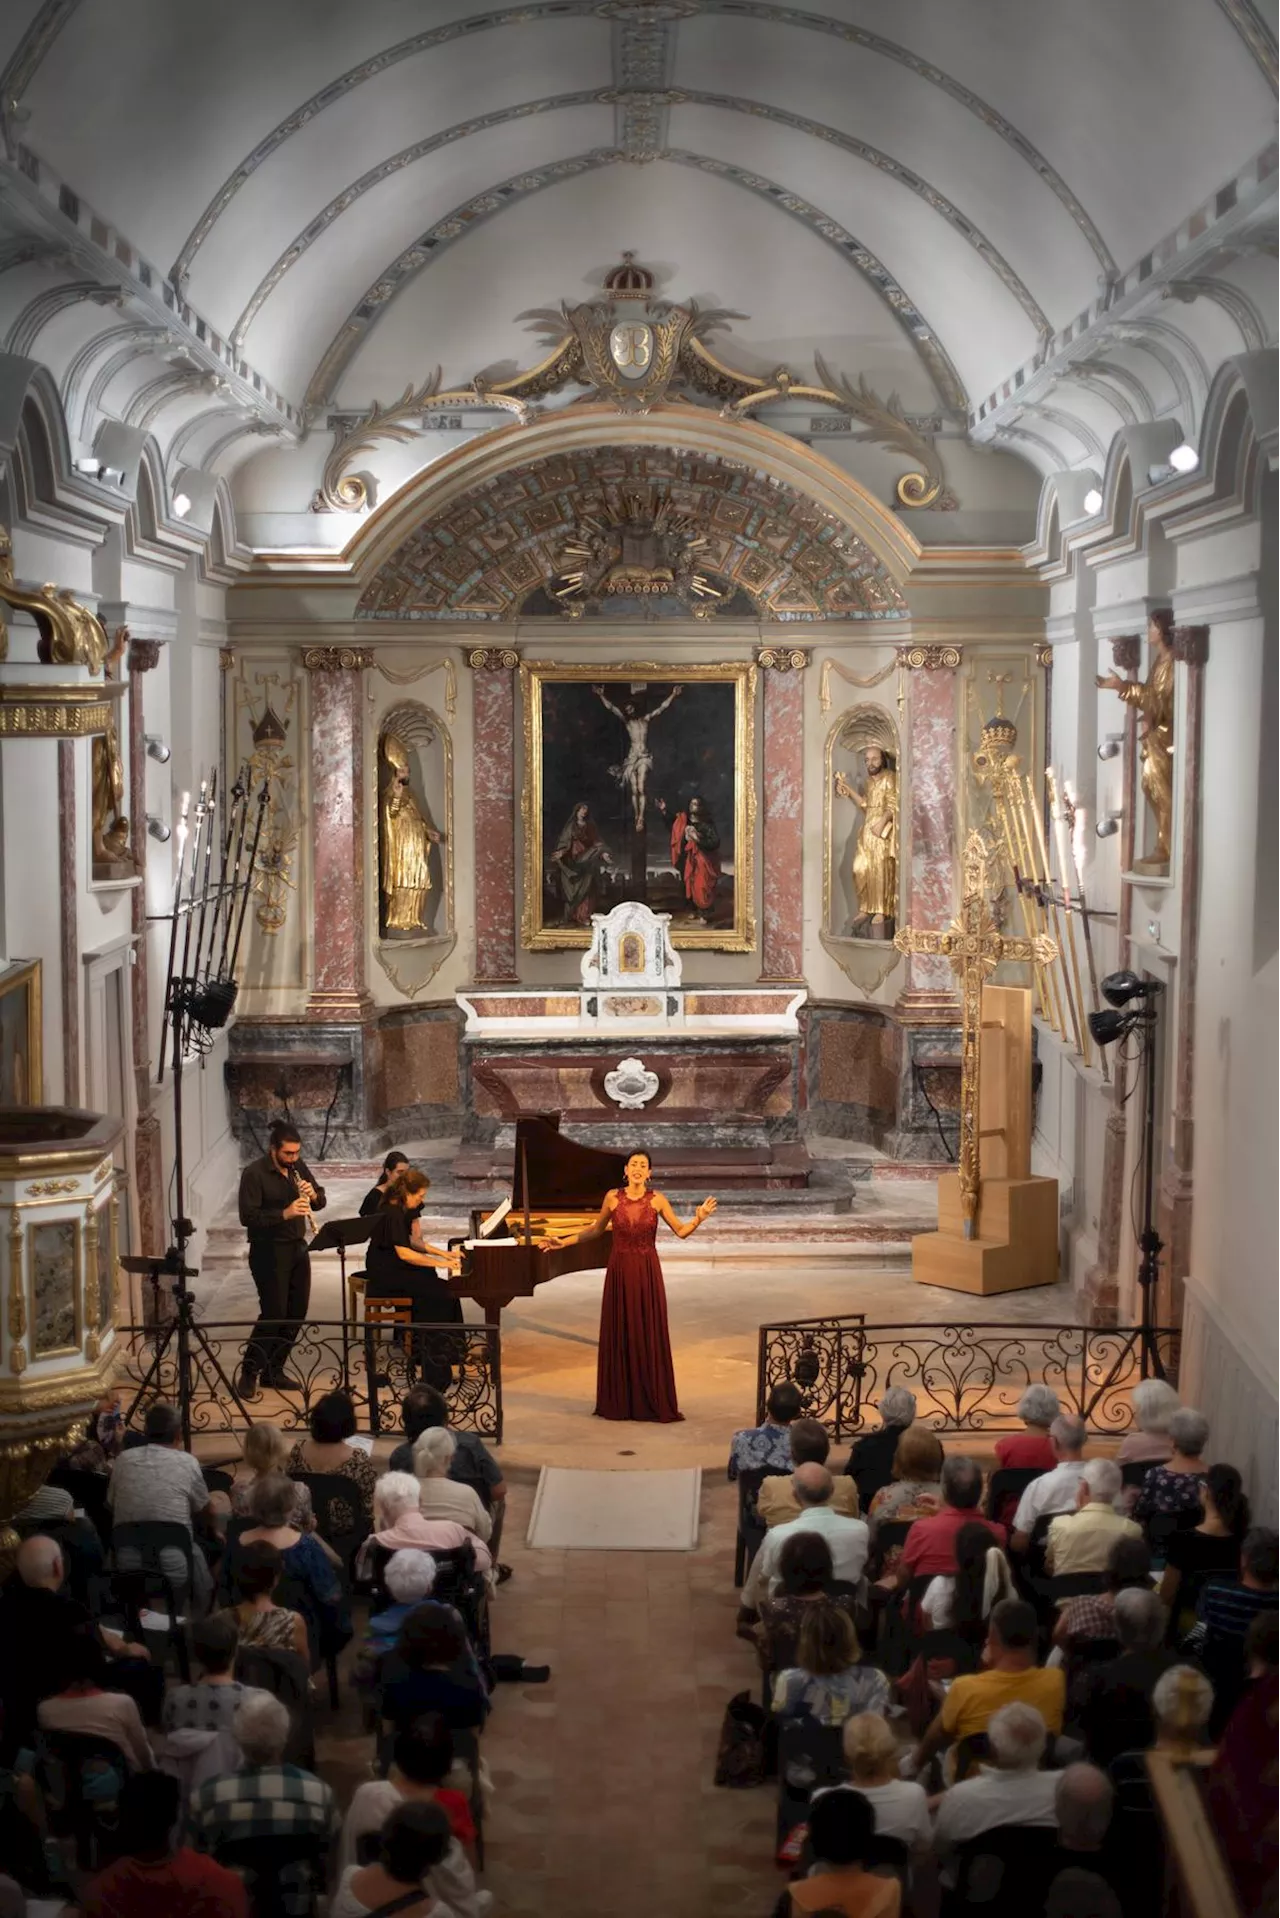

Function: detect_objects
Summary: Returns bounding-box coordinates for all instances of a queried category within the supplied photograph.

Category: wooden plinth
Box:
[911,1172,1059,1295]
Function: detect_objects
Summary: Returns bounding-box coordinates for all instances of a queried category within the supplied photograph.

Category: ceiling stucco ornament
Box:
[547,488,731,618]
[312,373,532,514]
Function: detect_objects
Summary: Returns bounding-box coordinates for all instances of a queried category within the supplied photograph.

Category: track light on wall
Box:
[1169,441,1199,473]
[172,491,193,519]
[1095,810,1123,838]
[146,815,171,843]
[1097,734,1124,761]
[145,735,171,763]
[1083,487,1103,515]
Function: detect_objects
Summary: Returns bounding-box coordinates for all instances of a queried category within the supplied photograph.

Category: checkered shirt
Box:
[1056,1591,1116,1643]
[188,1763,339,1916]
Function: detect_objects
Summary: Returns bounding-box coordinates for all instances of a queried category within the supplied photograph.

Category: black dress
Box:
[365,1206,461,1390]
[358,1184,388,1217]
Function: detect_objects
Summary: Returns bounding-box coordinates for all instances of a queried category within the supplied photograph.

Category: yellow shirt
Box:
[758,1475,861,1527]
[1045,1502,1142,1575]
[940,1663,1065,1741]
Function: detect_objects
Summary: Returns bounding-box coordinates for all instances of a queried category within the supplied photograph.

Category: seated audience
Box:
[1052,1536,1152,1654]
[12,1479,105,1595]
[753,1533,859,1672]
[387,1384,506,1524]
[1116,1378,1180,1467]
[331,1801,453,1918]
[838,1712,930,1854]
[1158,1462,1250,1625]
[228,1424,317,1532]
[865,1424,944,1566]
[361,1150,409,1217]
[1051,1762,1115,1869]
[188,1693,339,1890]
[1194,1524,1279,1729]
[106,1399,215,1606]
[37,1624,154,1772]
[758,1419,861,1526]
[920,1518,1014,1640]
[1046,1460,1142,1576]
[286,1391,378,1526]
[894,1456,1004,1587]
[162,1614,264,1735]
[1044,1870,1123,1918]
[1130,1407,1209,1524]
[413,1429,493,1543]
[843,1387,918,1512]
[81,1771,248,1918]
[1010,1414,1088,1554]
[1079,1587,1177,1767]
[772,1603,891,1725]
[340,1715,483,1903]
[1147,1662,1215,1757]
[0,1534,149,1760]
[382,1605,490,1733]
[783,1786,902,1918]
[216,1540,311,1662]
[354,1551,485,1698]
[727,1381,802,1481]
[994,1384,1061,1473]
[743,1465,870,1607]
[930,1701,1058,1880]
[911,1598,1064,1770]
[237,1474,351,1662]
[1203,1612,1279,1915]
[355,1471,492,1584]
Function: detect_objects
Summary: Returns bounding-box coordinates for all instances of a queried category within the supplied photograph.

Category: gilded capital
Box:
[896,644,961,671]
[755,647,810,673]
[218,646,235,673]
[301,645,374,672]
[465,647,520,672]
[1036,643,1052,669]
[1171,624,1209,666]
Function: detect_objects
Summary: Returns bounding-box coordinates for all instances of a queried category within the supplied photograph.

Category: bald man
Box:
[741,1462,870,1607]
[0,1536,149,1763]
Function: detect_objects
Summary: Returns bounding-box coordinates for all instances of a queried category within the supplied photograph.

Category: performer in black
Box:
[365,1167,462,1389]
[237,1121,327,1396]
[359,1149,409,1217]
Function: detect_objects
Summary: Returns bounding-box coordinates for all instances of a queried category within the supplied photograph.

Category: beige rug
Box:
[526,1465,702,1550]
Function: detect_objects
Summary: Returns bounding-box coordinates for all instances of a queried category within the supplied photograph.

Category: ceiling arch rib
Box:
[303,148,967,416]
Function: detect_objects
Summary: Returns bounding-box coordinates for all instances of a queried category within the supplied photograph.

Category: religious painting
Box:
[0,959,41,1105]
[372,700,455,998]
[521,660,756,951]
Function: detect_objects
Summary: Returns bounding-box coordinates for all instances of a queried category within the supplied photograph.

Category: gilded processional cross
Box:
[894,832,1058,1239]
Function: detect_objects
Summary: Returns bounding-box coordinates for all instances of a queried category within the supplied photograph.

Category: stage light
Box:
[1097,734,1123,761]
[1169,441,1199,474]
[1083,487,1103,514]
[172,490,192,519]
[100,465,126,486]
[1095,811,1122,838]
[75,456,103,477]
[1088,1007,1132,1047]
[146,815,171,843]
[1101,969,1160,1007]
[145,734,171,763]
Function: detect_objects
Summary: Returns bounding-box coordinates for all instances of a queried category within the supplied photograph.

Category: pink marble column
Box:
[758,648,808,982]
[57,739,79,1103]
[304,647,372,1013]
[895,648,960,1010]
[127,639,166,1253]
[468,648,520,985]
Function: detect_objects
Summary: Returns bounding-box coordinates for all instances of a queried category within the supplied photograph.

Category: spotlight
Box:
[1101,969,1160,1007]
[1169,441,1199,474]
[172,491,192,519]
[1088,1007,1132,1047]
[1083,487,1103,515]
[146,815,171,843]
[1095,811,1122,838]
[145,735,172,764]
[1097,734,1124,761]
[74,456,104,478]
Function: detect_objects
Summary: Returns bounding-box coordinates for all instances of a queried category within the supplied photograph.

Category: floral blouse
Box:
[867,1478,942,1577]
[1132,1464,1207,1524]
[285,1441,378,1529]
[755,1590,861,1675]
[772,1663,891,1726]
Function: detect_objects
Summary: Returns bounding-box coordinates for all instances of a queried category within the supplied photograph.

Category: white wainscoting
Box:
[1180,1275,1278,1528]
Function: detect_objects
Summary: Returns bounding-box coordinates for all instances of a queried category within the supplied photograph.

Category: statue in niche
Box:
[835,746,899,938]
[1096,609,1174,873]
[379,733,442,933]
[91,717,131,867]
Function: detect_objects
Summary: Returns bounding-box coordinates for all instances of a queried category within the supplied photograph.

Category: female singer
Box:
[365,1169,463,1387]
[550,1149,717,1423]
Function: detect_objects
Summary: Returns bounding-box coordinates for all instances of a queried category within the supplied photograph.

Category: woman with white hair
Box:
[1117,1377,1180,1466]
[843,1385,919,1510]
[995,1383,1061,1473]
[356,1472,492,1584]
[1132,1408,1210,1524]
[413,1428,492,1543]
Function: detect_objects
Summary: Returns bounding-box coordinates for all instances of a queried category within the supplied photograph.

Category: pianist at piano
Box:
[363,1168,463,1342]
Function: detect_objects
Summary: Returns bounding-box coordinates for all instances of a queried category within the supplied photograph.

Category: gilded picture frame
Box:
[520,659,757,951]
[0,959,41,1105]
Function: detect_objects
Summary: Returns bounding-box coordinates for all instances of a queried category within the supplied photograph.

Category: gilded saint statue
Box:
[91,717,130,866]
[835,745,899,938]
[379,734,442,933]
[1096,610,1175,872]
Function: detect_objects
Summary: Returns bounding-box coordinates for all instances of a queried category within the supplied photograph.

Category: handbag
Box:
[713,1688,768,1788]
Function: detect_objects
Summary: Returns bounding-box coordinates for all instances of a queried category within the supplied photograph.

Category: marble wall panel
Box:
[472,667,517,983]
[760,667,804,980]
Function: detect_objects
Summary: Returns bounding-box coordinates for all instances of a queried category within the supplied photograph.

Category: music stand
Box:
[311,1216,375,1321]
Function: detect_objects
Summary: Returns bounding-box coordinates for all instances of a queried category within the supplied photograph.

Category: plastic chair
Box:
[109,1520,196,1679]
[35,1728,130,1874]
[986,1465,1047,1525]
[947,1823,1059,1918]
[235,1644,316,1769]
[867,1518,913,1581]
[1045,1570,1108,1603]
[48,1464,112,1548]
[201,1465,235,1498]
[733,1465,791,1587]
[1120,1458,1154,1489]
[217,1831,330,1918]
[775,1716,847,1848]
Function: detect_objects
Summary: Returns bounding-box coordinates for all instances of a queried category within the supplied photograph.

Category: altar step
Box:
[452,1139,824,1193]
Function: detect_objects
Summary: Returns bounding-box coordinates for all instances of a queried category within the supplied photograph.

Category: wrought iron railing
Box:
[114,1319,502,1441]
[756,1316,1180,1440]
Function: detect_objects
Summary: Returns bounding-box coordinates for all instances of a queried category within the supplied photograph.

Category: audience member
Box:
[865,1424,944,1546]
[81,1771,248,1918]
[357,1549,439,1675]
[36,1624,155,1772]
[1052,1763,1114,1862]
[752,1532,859,1672]
[1158,1462,1250,1624]
[217,1540,310,1661]
[1044,1869,1123,1918]
[758,1420,861,1525]
[1116,1378,1180,1467]
[237,1473,351,1662]
[107,1399,215,1606]
[330,1801,453,1918]
[911,1598,1064,1770]
[1130,1407,1209,1524]
[188,1693,339,1911]
[162,1614,265,1736]
[919,1519,1014,1640]
[340,1714,481,1885]
[413,1430,493,1543]
[1046,1460,1141,1575]
[228,1425,317,1532]
[382,1606,490,1733]
[0,1535,149,1760]
[784,1786,902,1918]
[843,1388,918,1512]
[1052,1536,1152,1654]
[838,1713,930,1854]
[387,1385,506,1521]
[1203,1612,1279,1915]
[930,1702,1057,1880]
[894,1457,1004,1587]
[355,1472,492,1583]
[1010,1414,1088,1553]
[1194,1524,1279,1729]
[1078,1587,1175,1767]
[12,1479,105,1595]
[727,1382,802,1481]
[743,1465,870,1606]
[1146,1662,1215,1756]
[994,1385,1061,1472]
[360,1150,410,1216]
[286,1392,378,1525]
[772,1603,890,1725]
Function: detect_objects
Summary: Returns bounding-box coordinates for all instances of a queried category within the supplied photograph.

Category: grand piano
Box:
[457,1114,627,1324]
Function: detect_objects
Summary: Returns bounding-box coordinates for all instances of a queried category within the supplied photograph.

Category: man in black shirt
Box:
[237,1120,326,1395]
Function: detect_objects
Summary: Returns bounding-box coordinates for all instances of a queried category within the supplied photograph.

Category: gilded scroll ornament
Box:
[466,648,520,672]
[1096,608,1174,874]
[24,1180,77,1197]
[91,715,131,867]
[312,375,532,514]
[301,646,374,672]
[755,648,810,673]
[0,529,122,672]
[898,644,962,671]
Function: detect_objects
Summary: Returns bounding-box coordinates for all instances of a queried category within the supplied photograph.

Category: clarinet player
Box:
[237,1120,327,1398]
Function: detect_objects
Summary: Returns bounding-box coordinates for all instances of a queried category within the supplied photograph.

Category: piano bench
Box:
[347,1270,367,1326]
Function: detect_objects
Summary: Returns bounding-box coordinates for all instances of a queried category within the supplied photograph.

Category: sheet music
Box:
[479,1195,512,1237]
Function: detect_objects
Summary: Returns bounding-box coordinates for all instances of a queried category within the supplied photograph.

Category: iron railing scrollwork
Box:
[115,1319,503,1440]
[756,1316,1180,1440]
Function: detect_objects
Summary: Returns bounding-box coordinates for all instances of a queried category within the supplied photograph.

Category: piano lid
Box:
[510,1114,628,1213]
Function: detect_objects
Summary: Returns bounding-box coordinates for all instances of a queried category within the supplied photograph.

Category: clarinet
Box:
[291,1166,316,1238]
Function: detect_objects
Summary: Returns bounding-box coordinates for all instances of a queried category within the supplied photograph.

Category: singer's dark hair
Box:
[268,1122,302,1149]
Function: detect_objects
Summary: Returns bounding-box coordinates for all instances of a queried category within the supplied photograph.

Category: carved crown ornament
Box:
[0,526,128,739]
[313,255,953,516]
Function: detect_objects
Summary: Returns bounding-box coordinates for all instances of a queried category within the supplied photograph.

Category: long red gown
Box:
[594,1190,683,1423]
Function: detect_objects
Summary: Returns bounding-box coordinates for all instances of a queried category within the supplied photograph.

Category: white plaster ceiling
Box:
[5,0,1273,427]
